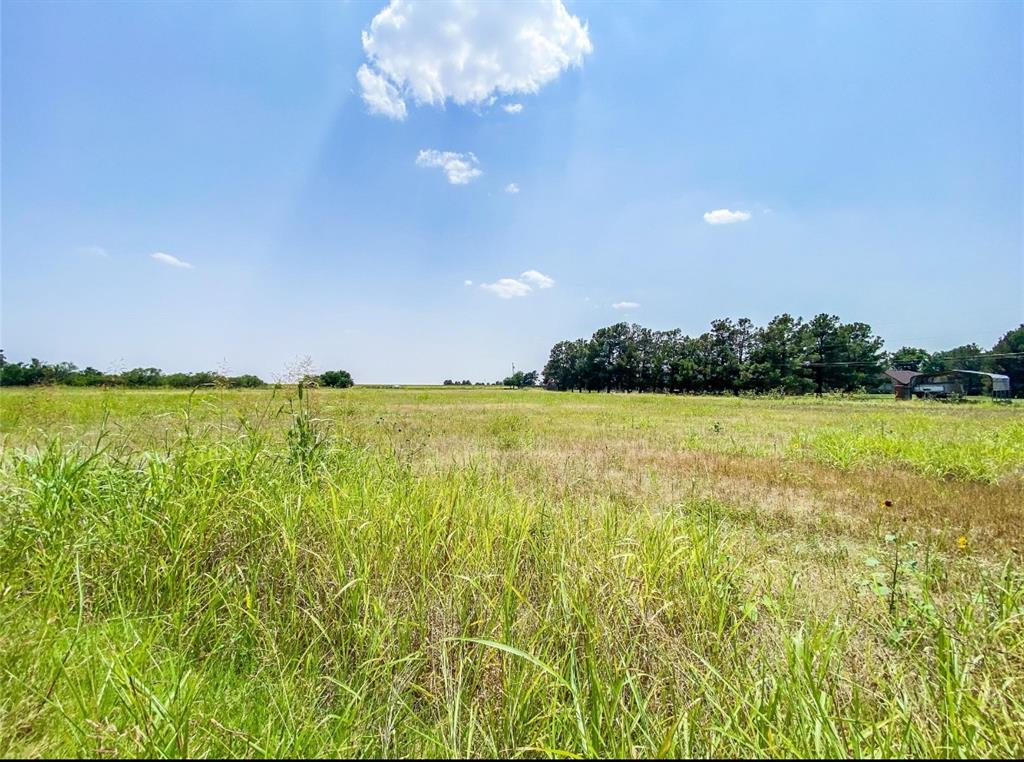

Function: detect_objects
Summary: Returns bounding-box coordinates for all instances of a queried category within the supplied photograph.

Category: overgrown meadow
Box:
[1,386,1022,757]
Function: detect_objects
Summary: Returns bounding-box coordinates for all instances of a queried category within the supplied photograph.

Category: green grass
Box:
[1,387,1022,757]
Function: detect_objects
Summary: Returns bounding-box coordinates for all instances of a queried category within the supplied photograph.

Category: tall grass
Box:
[0,389,1022,756]
[794,418,1024,483]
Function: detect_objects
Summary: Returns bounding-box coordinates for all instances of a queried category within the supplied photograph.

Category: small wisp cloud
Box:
[520,270,554,289]
[481,278,533,299]
[703,209,752,225]
[416,149,482,184]
[151,252,193,269]
[357,64,408,120]
[480,269,555,298]
[505,183,520,194]
[612,301,640,310]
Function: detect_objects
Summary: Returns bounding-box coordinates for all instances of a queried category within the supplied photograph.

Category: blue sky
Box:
[2,0,1021,383]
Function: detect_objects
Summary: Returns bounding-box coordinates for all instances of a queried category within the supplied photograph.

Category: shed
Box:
[884,369,920,400]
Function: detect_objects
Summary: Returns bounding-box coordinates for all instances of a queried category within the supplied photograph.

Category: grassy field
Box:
[1,386,1022,757]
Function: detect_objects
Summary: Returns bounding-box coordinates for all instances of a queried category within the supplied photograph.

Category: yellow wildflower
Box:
[957,535,968,552]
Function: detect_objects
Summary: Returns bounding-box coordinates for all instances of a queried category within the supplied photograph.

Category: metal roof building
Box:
[884,368,1011,399]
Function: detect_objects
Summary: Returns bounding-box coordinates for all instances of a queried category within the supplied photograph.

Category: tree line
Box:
[542,316,1024,396]
[0,352,356,390]
[443,371,538,388]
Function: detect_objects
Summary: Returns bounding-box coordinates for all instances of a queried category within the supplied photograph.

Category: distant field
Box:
[1,387,1022,757]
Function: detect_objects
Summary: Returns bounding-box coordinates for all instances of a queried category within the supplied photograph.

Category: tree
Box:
[543,314,890,397]
[989,325,1024,397]
[320,370,354,388]
[68,367,105,386]
[229,374,265,388]
[747,314,812,393]
[802,314,884,393]
[0,353,264,388]
[837,321,886,390]
[888,346,931,372]
[589,323,636,392]
[922,344,986,373]
[701,318,745,394]
[502,370,538,388]
[120,367,163,387]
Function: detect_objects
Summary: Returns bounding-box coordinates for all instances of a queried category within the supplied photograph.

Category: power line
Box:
[804,352,1024,367]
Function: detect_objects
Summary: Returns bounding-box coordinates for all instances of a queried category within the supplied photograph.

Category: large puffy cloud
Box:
[415,149,482,184]
[703,209,752,225]
[359,0,592,119]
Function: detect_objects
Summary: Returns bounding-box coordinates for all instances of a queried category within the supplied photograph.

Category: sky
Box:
[2,0,1021,383]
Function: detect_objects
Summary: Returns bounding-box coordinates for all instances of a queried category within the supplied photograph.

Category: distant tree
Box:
[989,325,1024,397]
[544,340,581,390]
[748,314,813,393]
[229,374,264,388]
[588,322,636,392]
[320,369,354,388]
[702,319,744,394]
[120,367,163,387]
[0,360,26,386]
[838,321,886,390]
[888,346,931,372]
[67,367,105,386]
[803,314,884,393]
[502,370,538,388]
[0,353,264,388]
[923,344,986,373]
[164,373,194,388]
[543,313,886,397]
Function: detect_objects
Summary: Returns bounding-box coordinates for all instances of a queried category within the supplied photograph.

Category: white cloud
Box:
[505,183,520,194]
[503,103,524,114]
[77,245,108,258]
[520,269,554,288]
[151,252,193,269]
[703,209,752,225]
[358,1,593,119]
[357,64,408,120]
[416,149,482,184]
[612,301,639,310]
[480,268,556,298]
[464,279,473,286]
[481,278,532,299]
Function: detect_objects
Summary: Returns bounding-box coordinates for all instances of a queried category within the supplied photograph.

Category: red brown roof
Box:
[884,369,920,386]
